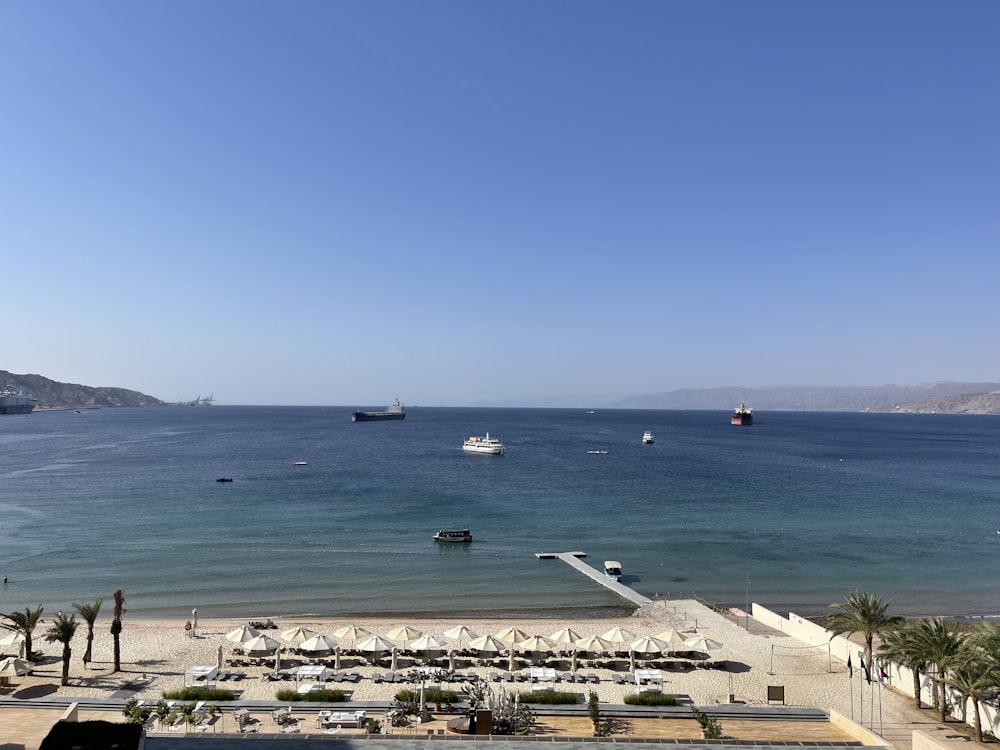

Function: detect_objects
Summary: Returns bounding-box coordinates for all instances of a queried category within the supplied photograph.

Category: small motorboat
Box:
[642,431,654,444]
[215,477,234,482]
[587,450,608,455]
[293,461,308,466]
[604,561,623,581]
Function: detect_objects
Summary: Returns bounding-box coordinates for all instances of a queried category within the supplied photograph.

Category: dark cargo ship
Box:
[731,402,753,425]
[351,399,406,422]
[0,386,37,414]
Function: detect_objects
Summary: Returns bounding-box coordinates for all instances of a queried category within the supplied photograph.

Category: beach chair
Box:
[613,673,627,685]
[489,672,501,682]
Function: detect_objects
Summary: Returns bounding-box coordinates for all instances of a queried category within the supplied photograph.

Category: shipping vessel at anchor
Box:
[352,399,406,422]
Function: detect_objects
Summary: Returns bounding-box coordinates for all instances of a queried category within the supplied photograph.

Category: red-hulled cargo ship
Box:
[731,402,753,425]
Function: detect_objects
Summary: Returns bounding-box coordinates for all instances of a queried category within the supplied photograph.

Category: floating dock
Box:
[535,551,652,607]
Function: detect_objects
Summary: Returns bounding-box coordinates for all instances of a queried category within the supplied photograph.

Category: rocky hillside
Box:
[613,382,1000,413]
[868,391,1000,414]
[1,370,164,408]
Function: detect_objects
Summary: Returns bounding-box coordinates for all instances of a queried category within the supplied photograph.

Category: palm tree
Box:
[911,617,963,722]
[1,605,44,661]
[111,589,125,673]
[827,591,904,673]
[44,612,79,686]
[73,598,102,667]
[944,651,997,742]
[879,622,927,708]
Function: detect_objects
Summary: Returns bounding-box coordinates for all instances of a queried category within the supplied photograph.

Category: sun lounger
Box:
[489,672,501,682]
[613,673,627,684]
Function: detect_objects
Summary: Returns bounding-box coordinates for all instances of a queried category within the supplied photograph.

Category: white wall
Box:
[751,603,999,738]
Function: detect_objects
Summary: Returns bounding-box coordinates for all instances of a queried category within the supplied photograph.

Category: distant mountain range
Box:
[1,370,164,409]
[613,382,1000,414]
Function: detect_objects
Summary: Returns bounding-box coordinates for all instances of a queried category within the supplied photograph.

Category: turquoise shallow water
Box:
[0,406,998,619]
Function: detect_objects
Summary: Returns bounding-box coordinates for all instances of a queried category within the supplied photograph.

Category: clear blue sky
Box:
[3,1,998,406]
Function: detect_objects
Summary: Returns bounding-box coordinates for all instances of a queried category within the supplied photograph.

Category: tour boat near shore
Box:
[463,433,505,455]
[433,529,473,543]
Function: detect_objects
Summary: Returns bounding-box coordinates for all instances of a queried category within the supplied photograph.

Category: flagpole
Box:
[847,653,854,720]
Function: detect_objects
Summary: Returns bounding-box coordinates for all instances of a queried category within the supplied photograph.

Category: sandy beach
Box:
[6,598,930,739]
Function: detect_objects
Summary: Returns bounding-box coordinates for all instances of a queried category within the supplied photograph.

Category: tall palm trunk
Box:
[911,667,922,709]
[111,589,125,673]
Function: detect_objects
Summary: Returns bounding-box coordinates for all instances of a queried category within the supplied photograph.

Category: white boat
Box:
[642,431,654,444]
[433,529,473,543]
[587,450,608,455]
[462,433,505,455]
[604,561,622,581]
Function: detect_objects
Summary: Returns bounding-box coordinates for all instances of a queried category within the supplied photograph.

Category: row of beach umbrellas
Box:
[224,623,720,658]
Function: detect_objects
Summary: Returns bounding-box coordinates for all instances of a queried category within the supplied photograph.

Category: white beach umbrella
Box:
[408,634,447,652]
[280,626,319,645]
[357,635,396,653]
[447,650,457,672]
[0,657,30,677]
[508,648,516,673]
[387,625,424,648]
[0,630,25,648]
[298,634,338,654]
[494,626,529,646]
[515,635,558,653]
[225,625,261,644]
[333,625,371,645]
[548,628,582,646]
[217,645,224,673]
[390,647,399,672]
[334,646,342,671]
[654,629,688,645]
[600,626,637,645]
[629,650,636,672]
[682,636,723,653]
[574,635,613,654]
[629,636,670,655]
[467,634,505,653]
[243,634,280,654]
[570,650,578,674]
[443,625,479,647]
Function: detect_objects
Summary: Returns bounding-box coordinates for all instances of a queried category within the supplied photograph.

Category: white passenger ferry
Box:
[462,433,505,455]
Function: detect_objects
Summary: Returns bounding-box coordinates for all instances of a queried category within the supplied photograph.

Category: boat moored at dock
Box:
[604,560,623,581]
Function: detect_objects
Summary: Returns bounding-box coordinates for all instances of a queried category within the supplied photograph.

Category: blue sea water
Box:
[0,406,998,620]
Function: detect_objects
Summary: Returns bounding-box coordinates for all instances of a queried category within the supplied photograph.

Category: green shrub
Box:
[394,688,458,703]
[517,691,580,704]
[275,688,348,702]
[624,693,679,706]
[161,687,235,701]
[693,709,723,739]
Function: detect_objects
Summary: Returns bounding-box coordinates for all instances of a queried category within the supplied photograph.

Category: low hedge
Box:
[394,688,459,704]
[161,688,236,701]
[623,693,679,706]
[518,691,580,704]
[276,688,348,702]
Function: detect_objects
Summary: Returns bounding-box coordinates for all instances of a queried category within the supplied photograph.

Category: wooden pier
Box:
[535,551,652,607]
